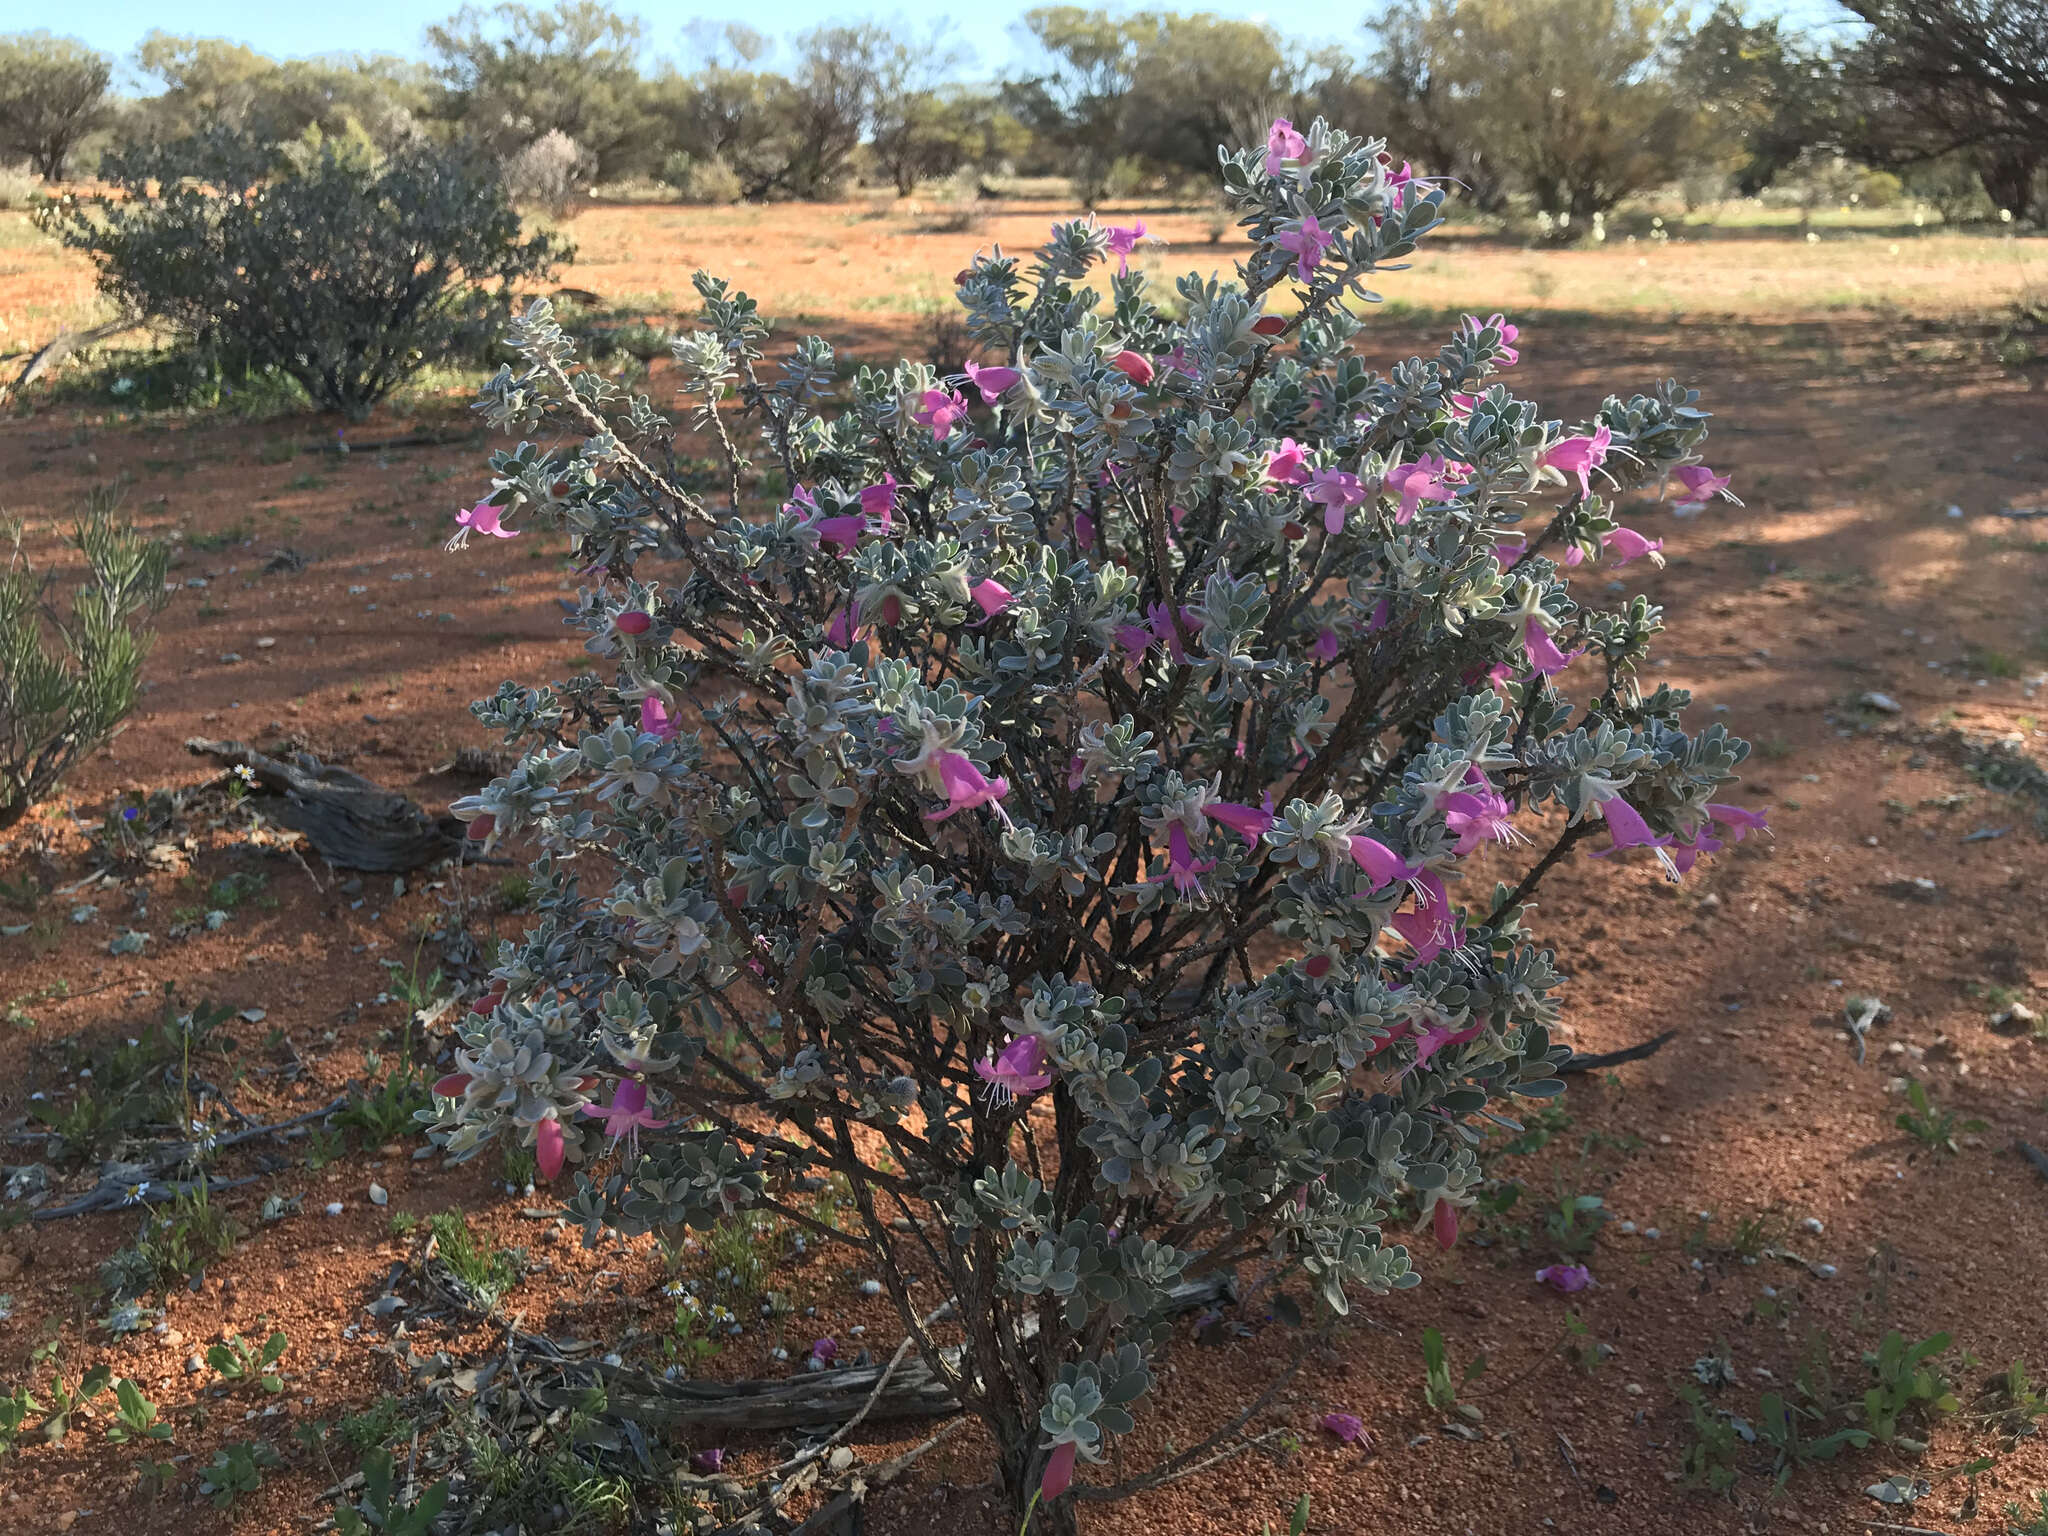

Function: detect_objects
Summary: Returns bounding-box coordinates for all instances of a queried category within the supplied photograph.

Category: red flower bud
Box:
[466,813,496,841]
[1251,315,1288,336]
[1110,350,1154,386]
[433,1073,473,1098]
[615,611,652,636]
[1304,954,1331,978]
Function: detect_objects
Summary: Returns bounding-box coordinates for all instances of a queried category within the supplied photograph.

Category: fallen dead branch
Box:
[186,736,465,872]
[3,313,144,400]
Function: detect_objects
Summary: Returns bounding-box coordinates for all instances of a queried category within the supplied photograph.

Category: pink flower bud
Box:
[614,611,652,635]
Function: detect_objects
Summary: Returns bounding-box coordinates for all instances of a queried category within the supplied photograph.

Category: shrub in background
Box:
[437,118,1752,1530]
[1,493,170,831]
[501,127,594,220]
[46,129,566,419]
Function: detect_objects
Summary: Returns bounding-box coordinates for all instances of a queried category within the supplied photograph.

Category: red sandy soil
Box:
[1,212,2046,1536]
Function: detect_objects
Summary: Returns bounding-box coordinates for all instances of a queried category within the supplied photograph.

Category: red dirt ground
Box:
[2,207,2047,1536]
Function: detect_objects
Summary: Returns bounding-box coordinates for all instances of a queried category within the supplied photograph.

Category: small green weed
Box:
[335,1447,451,1536]
[1,1383,43,1455]
[425,1211,523,1312]
[201,1439,280,1509]
[105,1378,173,1443]
[1259,1493,1311,1536]
[2006,1491,2048,1536]
[1860,1329,1958,1450]
[1544,1182,1607,1259]
[336,1060,431,1144]
[1420,1325,1485,1420]
[208,1329,289,1393]
[1895,1078,1984,1154]
[339,1393,415,1454]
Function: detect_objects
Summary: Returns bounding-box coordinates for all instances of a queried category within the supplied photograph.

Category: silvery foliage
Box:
[435,119,1746,1498]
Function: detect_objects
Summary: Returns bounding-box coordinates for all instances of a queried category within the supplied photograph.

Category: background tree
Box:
[1010,7,1146,204]
[1395,0,1699,227]
[0,32,112,181]
[1675,3,1840,196]
[866,27,974,195]
[426,0,650,180]
[1839,0,2048,221]
[1366,1,1509,213]
[51,130,564,418]
[775,24,893,199]
[126,33,431,155]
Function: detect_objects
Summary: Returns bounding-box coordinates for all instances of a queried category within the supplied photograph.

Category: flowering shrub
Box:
[438,117,1753,1529]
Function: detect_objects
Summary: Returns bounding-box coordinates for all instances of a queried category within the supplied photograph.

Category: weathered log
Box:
[186,736,464,872]
[5,313,143,399]
[547,1273,1235,1433]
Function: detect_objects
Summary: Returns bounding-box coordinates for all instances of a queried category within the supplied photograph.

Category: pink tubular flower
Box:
[1203,796,1274,848]
[1410,1017,1484,1073]
[1305,468,1369,535]
[1666,830,1722,876]
[1543,424,1613,497]
[1105,219,1149,274]
[1074,509,1096,549]
[1707,802,1768,841]
[1347,835,1408,890]
[1671,464,1733,515]
[1310,626,1341,663]
[1110,349,1154,386]
[859,474,898,530]
[914,387,970,439]
[1460,311,1520,366]
[1383,453,1467,525]
[1066,753,1087,791]
[814,514,866,554]
[1114,622,1153,672]
[974,1034,1053,1106]
[692,1447,725,1473]
[825,605,857,649]
[1041,1440,1078,1502]
[1432,1199,1459,1251]
[640,695,678,739]
[1536,1263,1594,1294]
[1441,771,1517,855]
[925,749,1010,823]
[810,1336,838,1364]
[615,610,652,636]
[448,499,519,549]
[1605,526,1664,566]
[963,359,1021,401]
[535,1117,565,1182]
[1521,617,1580,678]
[1320,1411,1366,1443]
[970,578,1014,618]
[1164,822,1216,899]
[1275,214,1334,282]
[1265,437,1311,486]
[1388,870,1459,964]
[1148,601,1199,663]
[582,1078,668,1138]
[1449,391,1479,420]
[1589,797,1668,861]
[1264,117,1308,176]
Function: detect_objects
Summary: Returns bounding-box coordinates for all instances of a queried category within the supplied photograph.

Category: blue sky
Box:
[34,1,1852,89]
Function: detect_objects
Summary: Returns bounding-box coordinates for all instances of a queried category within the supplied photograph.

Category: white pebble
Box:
[1618,1220,1637,1235]
[324,1202,345,1216]
[858,1279,883,1297]
[1799,1217,1823,1234]
[1815,1263,1838,1279]
[1644,1227,1661,1240]
[367,1183,388,1206]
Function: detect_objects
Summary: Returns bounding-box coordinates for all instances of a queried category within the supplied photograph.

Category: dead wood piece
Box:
[6,314,144,397]
[545,1273,1233,1433]
[1561,1029,1677,1075]
[186,736,464,872]
[33,1174,258,1222]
